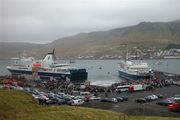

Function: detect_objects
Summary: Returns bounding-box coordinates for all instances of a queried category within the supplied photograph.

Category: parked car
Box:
[176,81,180,86]
[156,94,163,98]
[58,92,66,97]
[135,98,146,103]
[121,96,128,101]
[32,94,48,100]
[168,102,180,112]
[116,97,124,102]
[174,95,180,100]
[144,95,152,102]
[144,85,153,91]
[80,92,90,96]
[46,99,57,105]
[57,98,68,105]
[156,100,174,106]
[63,96,72,101]
[68,99,84,106]
[166,97,175,101]
[74,96,85,100]
[89,96,101,101]
[85,95,101,101]
[100,98,118,103]
[145,95,158,102]
[116,96,128,102]
[164,80,171,86]
[150,95,158,100]
[168,79,177,85]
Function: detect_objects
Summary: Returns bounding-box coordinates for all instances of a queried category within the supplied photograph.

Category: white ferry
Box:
[6,50,88,83]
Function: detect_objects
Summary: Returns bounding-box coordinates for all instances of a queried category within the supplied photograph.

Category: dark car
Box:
[144,85,153,91]
[116,97,124,102]
[164,81,171,87]
[135,98,146,103]
[121,96,128,101]
[116,96,128,102]
[100,98,118,103]
[57,98,68,105]
[46,99,57,105]
[156,100,174,106]
[156,94,163,98]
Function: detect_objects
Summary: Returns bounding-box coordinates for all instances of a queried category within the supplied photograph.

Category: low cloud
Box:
[1,0,180,43]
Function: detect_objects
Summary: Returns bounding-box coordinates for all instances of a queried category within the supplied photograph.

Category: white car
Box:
[69,99,84,105]
[15,86,24,90]
[89,96,101,101]
[150,95,158,100]
[32,94,49,100]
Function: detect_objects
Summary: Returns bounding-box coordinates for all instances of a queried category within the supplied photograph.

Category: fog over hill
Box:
[0,42,43,59]
[1,20,180,59]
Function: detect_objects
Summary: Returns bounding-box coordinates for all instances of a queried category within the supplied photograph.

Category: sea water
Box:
[0,59,180,86]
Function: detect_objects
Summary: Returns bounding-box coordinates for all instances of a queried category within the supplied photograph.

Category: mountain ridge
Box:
[1,20,180,59]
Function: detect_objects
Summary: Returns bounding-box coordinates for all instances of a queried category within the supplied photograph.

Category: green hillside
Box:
[0,89,179,120]
[29,20,180,59]
[0,20,180,59]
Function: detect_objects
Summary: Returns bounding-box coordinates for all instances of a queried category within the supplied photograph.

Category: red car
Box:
[168,102,180,112]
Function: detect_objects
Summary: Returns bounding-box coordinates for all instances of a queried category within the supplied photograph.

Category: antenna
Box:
[53,48,55,54]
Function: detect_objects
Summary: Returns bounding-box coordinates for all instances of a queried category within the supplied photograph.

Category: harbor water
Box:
[0,59,180,86]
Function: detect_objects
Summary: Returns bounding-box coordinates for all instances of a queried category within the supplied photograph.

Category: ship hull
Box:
[38,69,88,84]
[7,68,88,83]
[118,70,151,80]
[7,68,32,75]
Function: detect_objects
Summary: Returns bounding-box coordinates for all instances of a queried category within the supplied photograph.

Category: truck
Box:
[129,84,143,92]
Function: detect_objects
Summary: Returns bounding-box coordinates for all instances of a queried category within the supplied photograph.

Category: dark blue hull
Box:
[7,68,88,83]
[7,69,32,75]
[118,70,151,80]
[38,69,88,83]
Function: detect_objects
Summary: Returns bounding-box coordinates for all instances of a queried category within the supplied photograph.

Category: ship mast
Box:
[120,44,128,63]
[125,44,128,63]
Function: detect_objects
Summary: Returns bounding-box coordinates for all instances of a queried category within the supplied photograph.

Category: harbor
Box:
[1,58,180,85]
[1,1,180,119]
[0,58,180,117]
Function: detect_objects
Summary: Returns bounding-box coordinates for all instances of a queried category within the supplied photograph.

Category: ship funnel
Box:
[42,49,56,66]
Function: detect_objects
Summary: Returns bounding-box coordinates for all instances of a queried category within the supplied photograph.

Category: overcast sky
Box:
[1,0,180,43]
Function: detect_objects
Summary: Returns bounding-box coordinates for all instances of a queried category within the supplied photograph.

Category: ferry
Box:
[118,60,153,80]
[6,50,88,83]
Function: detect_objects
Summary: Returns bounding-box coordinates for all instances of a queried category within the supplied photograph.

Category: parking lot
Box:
[1,74,180,117]
[82,85,180,117]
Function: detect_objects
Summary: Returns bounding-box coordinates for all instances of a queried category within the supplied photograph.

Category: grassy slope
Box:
[0,89,179,120]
